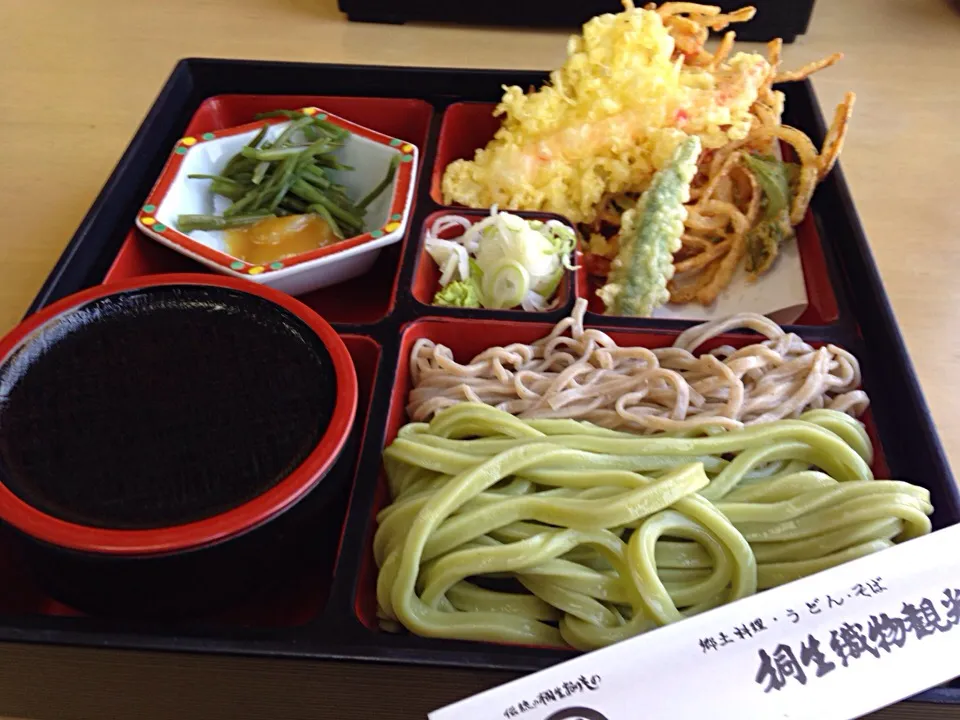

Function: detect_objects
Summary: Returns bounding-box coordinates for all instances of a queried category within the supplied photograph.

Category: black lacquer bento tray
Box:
[10,58,960,707]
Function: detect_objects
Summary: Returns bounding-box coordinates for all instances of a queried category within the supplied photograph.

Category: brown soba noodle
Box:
[407,299,869,432]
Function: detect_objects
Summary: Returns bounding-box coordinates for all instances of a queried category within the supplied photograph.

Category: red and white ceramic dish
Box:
[135,108,419,296]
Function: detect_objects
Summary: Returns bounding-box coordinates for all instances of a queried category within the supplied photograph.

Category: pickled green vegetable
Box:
[175,110,395,236]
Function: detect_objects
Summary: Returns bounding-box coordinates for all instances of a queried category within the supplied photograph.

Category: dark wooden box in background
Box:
[338,0,816,43]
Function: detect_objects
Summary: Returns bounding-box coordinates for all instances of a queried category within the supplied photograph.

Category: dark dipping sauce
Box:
[0,285,336,530]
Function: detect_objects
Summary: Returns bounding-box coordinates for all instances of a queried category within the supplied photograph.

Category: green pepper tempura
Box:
[597,135,701,317]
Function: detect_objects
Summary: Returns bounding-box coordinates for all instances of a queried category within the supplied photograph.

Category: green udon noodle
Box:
[375,403,932,650]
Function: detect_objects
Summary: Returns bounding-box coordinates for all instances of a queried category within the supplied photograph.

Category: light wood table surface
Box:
[2,0,960,718]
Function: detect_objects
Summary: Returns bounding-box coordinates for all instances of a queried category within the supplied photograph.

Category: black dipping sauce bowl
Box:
[0,274,357,617]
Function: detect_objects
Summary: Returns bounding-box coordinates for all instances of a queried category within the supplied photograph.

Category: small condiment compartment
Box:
[410,209,577,319]
[431,100,842,329]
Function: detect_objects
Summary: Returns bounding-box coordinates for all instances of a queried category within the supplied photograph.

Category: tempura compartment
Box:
[432,102,842,327]
[410,209,577,318]
[351,317,899,648]
[107,94,435,324]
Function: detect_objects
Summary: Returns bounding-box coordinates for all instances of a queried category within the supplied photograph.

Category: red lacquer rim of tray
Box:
[0,273,358,556]
[137,107,417,277]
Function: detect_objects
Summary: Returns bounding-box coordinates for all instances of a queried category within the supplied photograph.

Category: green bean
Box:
[280,197,308,213]
[186,173,247,201]
[227,172,254,185]
[314,120,344,139]
[315,119,350,140]
[254,110,349,140]
[186,173,242,186]
[358,155,399,210]
[210,181,246,201]
[221,160,259,183]
[265,181,295,213]
[308,203,344,239]
[272,115,314,148]
[176,212,272,232]
[288,178,327,205]
[312,194,364,230]
[232,173,284,216]
[246,124,269,148]
[302,165,332,188]
[222,186,263,217]
[241,146,306,162]
[295,115,350,140]
[327,186,358,209]
[221,125,268,177]
[264,154,301,212]
[315,155,354,171]
[254,109,303,120]
[251,160,270,185]
[291,180,363,229]
[298,139,338,165]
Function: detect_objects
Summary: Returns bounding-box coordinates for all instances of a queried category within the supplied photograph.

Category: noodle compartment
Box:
[372,302,931,650]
